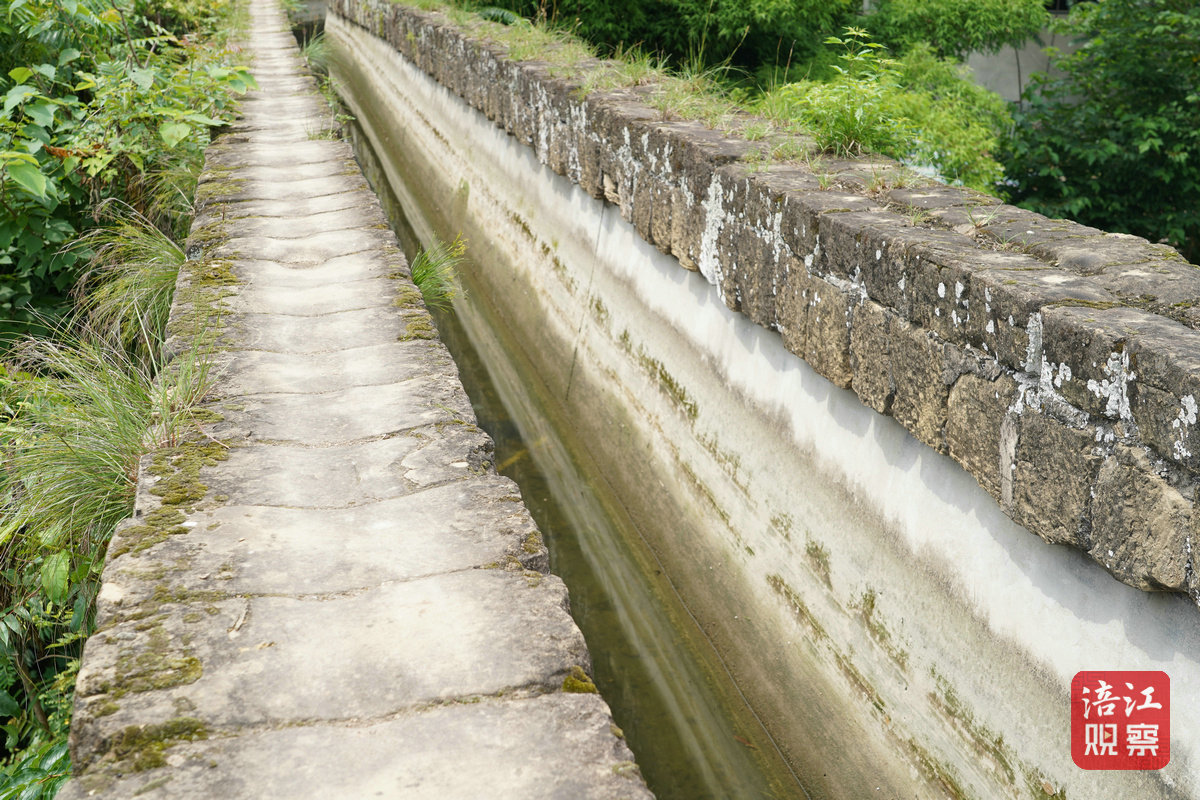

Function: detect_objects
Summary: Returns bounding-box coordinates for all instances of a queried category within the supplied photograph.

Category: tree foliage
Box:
[1002,0,1200,262]
[485,0,856,69]
[864,0,1049,61]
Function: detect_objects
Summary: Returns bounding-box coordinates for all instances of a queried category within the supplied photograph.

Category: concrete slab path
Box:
[59,2,652,797]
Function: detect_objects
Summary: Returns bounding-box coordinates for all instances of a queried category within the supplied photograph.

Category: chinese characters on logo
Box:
[1072,671,1170,770]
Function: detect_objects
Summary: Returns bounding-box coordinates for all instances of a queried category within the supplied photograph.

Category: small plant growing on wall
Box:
[411,234,467,311]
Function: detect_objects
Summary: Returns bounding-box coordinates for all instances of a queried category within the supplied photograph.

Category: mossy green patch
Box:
[1045,298,1120,311]
[766,573,827,641]
[633,345,698,422]
[104,615,207,699]
[930,670,1017,789]
[94,700,120,717]
[903,736,970,800]
[392,284,423,308]
[110,506,192,559]
[147,440,229,507]
[109,717,208,772]
[803,537,831,588]
[562,665,598,694]
[522,531,544,555]
[399,313,437,340]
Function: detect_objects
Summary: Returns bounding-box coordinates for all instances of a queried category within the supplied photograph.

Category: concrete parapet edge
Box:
[329,0,1200,603]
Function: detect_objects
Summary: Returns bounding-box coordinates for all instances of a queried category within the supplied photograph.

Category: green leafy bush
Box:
[0,0,255,333]
[761,32,1008,191]
[1002,0,1200,262]
[889,44,1012,190]
[768,28,912,157]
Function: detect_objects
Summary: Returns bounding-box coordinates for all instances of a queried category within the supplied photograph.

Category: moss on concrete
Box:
[108,717,209,772]
[561,665,598,694]
[399,313,437,340]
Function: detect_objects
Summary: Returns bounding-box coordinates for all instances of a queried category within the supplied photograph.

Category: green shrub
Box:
[762,32,1010,192]
[889,45,1012,191]
[0,0,255,334]
[768,28,912,157]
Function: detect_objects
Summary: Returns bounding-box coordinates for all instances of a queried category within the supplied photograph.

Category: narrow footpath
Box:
[59,1,652,797]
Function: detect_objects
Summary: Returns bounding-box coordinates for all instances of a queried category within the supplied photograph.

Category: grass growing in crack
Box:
[646,58,738,127]
[410,235,466,312]
[301,32,355,140]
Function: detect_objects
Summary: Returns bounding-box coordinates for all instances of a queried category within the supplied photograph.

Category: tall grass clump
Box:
[300,30,332,76]
[410,235,467,312]
[70,207,187,366]
[0,327,213,796]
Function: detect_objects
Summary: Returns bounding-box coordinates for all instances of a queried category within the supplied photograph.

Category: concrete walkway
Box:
[60,2,651,797]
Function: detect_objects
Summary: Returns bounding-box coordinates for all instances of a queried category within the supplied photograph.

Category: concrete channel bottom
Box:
[58,1,653,797]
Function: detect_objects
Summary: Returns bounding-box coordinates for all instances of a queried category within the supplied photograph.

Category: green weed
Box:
[69,206,186,366]
[410,235,467,312]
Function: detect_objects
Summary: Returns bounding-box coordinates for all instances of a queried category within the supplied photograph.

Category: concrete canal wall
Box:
[326,1,1200,797]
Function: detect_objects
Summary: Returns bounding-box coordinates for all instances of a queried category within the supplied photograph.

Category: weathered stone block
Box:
[849,214,916,314]
[1040,305,1147,421]
[804,279,856,389]
[850,301,895,415]
[776,268,854,388]
[947,373,1020,501]
[903,231,980,347]
[802,194,878,279]
[646,180,673,254]
[1125,316,1200,470]
[1009,412,1102,547]
[889,319,951,453]
[631,173,655,244]
[969,266,1116,374]
[1090,446,1191,591]
[775,256,811,355]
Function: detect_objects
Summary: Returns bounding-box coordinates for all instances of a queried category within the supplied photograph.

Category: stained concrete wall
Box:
[326,1,1200,797]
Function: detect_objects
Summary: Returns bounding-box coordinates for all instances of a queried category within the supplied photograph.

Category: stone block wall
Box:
[330,0,1200,603]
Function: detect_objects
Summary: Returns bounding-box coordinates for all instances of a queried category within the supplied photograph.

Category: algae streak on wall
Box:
[328,1,1200,797]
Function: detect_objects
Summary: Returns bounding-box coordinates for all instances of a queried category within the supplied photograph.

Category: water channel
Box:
[341,111,810,800]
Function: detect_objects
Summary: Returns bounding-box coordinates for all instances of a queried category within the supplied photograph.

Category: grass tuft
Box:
[69,205,186,367]
[410,235,466,312]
